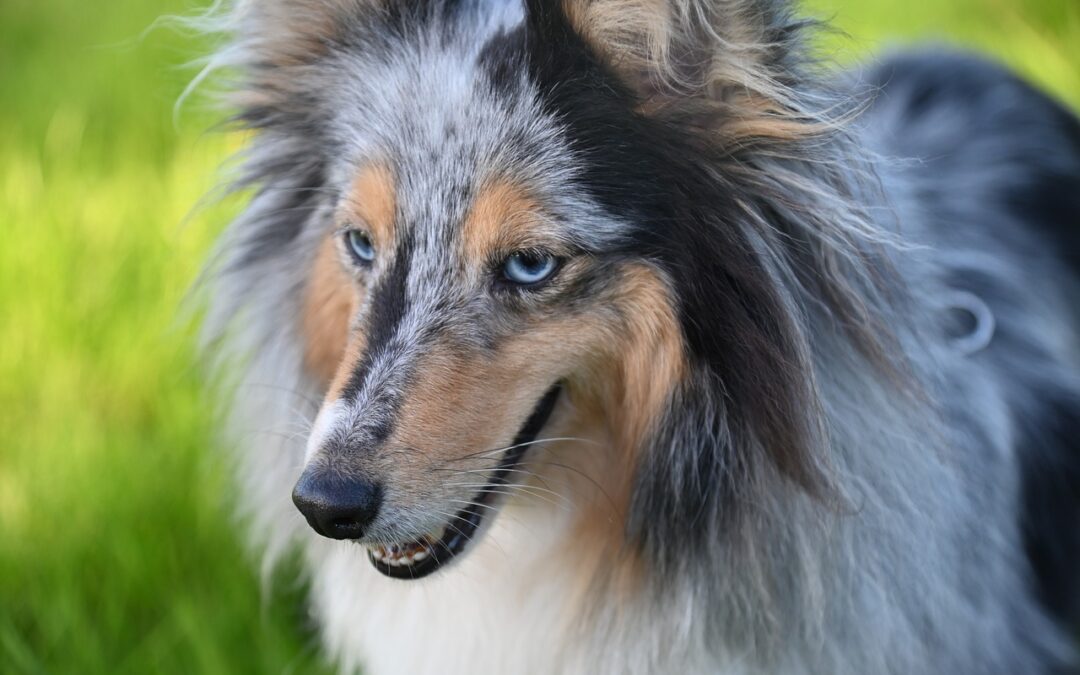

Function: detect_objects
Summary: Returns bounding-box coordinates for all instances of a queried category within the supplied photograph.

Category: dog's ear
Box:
[214,0,370,135]
[543,0,818,146]
[233,0,371,65]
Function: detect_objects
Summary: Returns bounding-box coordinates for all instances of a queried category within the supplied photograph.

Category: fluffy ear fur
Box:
[218,0,390,152]
[557,0,828,146]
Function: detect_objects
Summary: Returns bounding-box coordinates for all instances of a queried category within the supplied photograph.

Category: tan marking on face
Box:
[379,262,682,599]
[604,264,685,455]
[374,260,684,499]
[303,233,360,387]
[343,163,397,249]
[391,315,603,476]
[460,180,557,265]
[324,333,367,403]
[556,264,684,602]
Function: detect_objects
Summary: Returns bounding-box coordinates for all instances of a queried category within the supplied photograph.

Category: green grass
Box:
[1,0,331,672]
[1,0,1076,673]
[810,0,1080,110]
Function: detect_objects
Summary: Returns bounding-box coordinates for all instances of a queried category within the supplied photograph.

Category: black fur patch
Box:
[340,234,414,410]
[477,25,527,95]
[1019,388,1080,626]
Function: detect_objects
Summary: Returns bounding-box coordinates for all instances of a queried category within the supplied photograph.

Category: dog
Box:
[194,0,1080,672]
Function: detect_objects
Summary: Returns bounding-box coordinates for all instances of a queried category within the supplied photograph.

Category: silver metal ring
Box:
[943,290,995,356]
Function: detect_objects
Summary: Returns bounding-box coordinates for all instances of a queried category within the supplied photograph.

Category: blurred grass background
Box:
[1,0,1076,672]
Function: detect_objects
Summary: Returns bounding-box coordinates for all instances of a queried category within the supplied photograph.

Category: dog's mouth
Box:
[366,385,562,580]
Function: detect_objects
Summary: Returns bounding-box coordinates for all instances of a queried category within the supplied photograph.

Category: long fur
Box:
[192,1,1080,673]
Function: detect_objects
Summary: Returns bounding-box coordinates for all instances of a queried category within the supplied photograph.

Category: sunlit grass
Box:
[1,0,330,672]
[1,0,1076,672]
[809,0,1080,109]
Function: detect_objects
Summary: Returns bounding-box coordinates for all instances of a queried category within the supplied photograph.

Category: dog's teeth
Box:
[369,540,431,567]
[369,546,390,562]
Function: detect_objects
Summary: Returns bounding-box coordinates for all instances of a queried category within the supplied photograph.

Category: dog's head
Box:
[216,0,867,579]
[296,149,685,577]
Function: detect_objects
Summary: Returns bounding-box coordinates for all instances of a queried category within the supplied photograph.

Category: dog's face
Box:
[298,164,675,577]
[227,0,835,579]
[292,4,686,578]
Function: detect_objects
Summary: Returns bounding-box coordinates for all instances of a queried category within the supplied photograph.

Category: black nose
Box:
[291,470,382,540]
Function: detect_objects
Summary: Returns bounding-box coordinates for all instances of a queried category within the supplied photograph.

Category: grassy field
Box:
[1,0,1076,673]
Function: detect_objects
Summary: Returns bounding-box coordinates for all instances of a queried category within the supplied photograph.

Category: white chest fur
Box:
[306,502,598,675]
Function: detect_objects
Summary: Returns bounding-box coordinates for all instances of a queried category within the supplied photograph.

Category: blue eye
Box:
[502,250,558,286]
[346,230,375,264]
